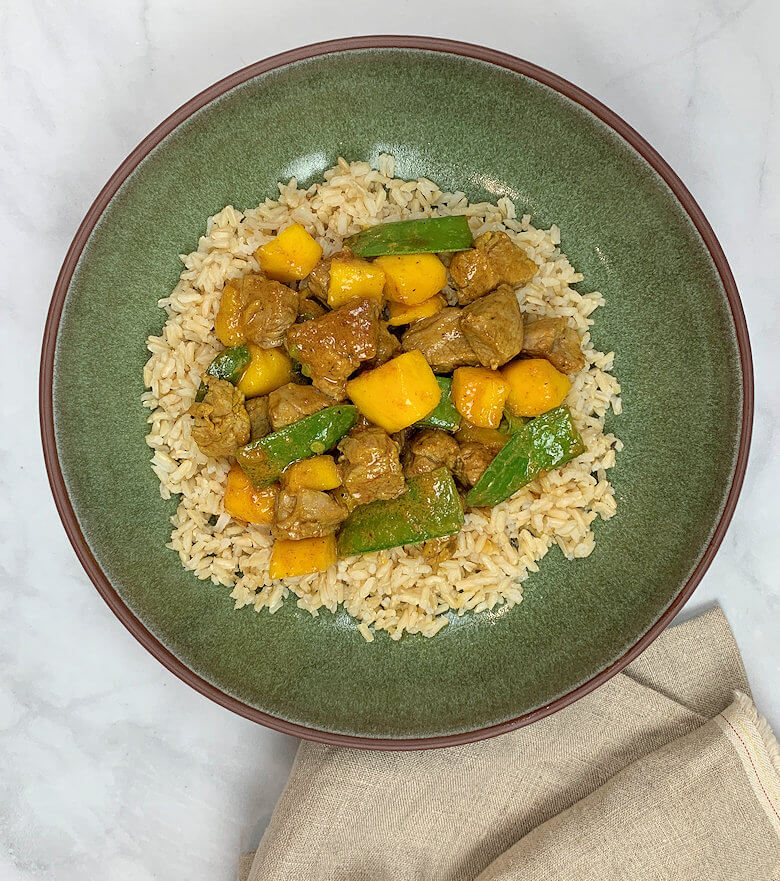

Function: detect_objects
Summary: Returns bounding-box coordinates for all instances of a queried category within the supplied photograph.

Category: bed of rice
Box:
[142,156,622,641]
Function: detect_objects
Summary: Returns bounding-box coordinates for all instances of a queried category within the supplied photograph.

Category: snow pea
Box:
[195,345,251,401]
[236,405,358,487]
[345,216,473,257]
[338,468,464,556]
[499,411,529,434]
[466,406,585,507]
[415,376,461,431]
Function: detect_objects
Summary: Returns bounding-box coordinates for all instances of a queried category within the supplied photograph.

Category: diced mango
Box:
[224,463,277,524]
[282,455,341,492]
[373,253,447,305]
[501,358,571,417]
[236,344,293,398]
[269,536,337,579]
[455,423,510,452]
[452,367,510,429]
[346,350,441,433]
[215,281,247,347]
[255,223,323,283]
[327,256,385,309]
[386,294,446,326]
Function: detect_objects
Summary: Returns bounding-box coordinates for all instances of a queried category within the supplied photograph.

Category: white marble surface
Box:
[1,1,778,877]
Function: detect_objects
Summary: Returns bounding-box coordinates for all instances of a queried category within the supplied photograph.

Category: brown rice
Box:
[141,156,622,641]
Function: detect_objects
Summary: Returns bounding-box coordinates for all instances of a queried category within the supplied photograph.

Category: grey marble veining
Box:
[1,1,778,878]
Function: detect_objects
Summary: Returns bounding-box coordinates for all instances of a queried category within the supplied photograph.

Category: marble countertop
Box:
[2,1,778,877]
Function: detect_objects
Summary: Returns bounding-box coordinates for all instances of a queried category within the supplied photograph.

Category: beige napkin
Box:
[240,607,780,880]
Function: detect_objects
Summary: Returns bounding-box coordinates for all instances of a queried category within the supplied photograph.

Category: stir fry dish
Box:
[186,217,587,580]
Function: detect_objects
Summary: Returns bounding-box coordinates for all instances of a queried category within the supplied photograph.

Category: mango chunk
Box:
[215,281,247,347]
[346,350,441,433]
[224,463,277,524]
[387,295,445,326]
[452,367,510,429]
[236,344,292,399]
[501,358,571,417]
[327,256,385,309]
[373,253,447,305]
[282,455,341,492]
[256,223,323,282]
[269,536,337,579]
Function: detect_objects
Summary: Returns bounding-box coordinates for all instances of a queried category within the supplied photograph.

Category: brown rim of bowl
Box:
[40,36,753,750]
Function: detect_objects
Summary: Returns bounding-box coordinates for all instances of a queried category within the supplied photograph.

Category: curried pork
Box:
[365,322,402,368]
[236,274,299,348]
[460,284,524,369]
[272,488,348,540]
[305,257,331,304]
[286,298,380,399]
[267,382,333,430]
[338,426,406,505]
[245,396,271,441]
[188,376,250,458]
[403,429,460,478]
[449,231,537,304]
[454,442,495,487]
[297,294,327,321]
[521,317,585,374]
[400,307,478,372]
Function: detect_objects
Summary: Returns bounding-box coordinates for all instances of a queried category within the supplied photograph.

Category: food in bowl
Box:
[143,157,622,640]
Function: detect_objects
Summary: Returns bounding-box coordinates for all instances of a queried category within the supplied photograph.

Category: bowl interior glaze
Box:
[45,41,749,745]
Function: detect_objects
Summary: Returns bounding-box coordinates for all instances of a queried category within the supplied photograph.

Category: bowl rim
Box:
[39,35,754,750]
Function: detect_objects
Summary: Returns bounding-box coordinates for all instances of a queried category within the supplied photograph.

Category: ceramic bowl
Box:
[41,37,752,748]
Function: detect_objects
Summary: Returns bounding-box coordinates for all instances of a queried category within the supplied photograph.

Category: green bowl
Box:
[40,37,752,748]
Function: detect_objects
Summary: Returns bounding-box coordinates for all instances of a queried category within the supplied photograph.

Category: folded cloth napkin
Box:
[240,606,780,880]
